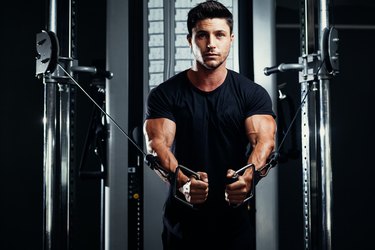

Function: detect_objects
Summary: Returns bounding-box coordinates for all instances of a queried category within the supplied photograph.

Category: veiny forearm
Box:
[147,138,178,173]
[144,118,178,174]
[247,139,275,171]
[244,115,276,180]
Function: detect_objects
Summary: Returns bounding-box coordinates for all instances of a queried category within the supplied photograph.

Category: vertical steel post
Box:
[300,0,333,249]
[43,76,57,250]
[43,1,58,249]
[59,1,74,247]
[261,0,335,249]
[318,0,333,249]
[299,1,319,249]
[43,0,75,249]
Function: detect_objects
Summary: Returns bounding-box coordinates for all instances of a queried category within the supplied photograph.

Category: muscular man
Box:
[144,1,276,249]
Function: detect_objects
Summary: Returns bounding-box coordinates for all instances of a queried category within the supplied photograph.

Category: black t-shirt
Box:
[145,69,275,237]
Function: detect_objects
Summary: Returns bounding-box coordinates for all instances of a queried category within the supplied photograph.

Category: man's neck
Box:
[188,63,228,92]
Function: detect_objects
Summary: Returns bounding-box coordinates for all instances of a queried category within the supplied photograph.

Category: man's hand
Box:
[189,172,209,204]
[225,168,253,205]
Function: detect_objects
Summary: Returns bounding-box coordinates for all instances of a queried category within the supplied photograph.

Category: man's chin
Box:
[203,61,222,70]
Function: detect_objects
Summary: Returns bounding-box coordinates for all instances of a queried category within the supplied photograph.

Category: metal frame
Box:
[42,0,76,249]
[40,0,334,249]
[261,0,335,249]
[300,1,333,249]
[299,2,318,249]
[317,0,333,249]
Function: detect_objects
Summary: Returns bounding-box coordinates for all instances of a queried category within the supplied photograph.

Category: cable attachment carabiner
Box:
[144,154,173,183]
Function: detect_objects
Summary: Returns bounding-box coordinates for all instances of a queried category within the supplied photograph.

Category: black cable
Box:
[57,63,171,180]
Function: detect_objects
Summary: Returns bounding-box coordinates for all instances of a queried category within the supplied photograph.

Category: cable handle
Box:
[173,165,201,209]
[226,163,255,185]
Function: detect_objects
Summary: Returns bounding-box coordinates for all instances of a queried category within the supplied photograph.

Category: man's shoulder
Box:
[149,71,186,95]
[162,70,188,85]
[149,70,189,100]
[227,69,257,87]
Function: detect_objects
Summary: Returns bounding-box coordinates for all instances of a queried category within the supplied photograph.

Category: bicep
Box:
[144,118,176,150]
[245,114,276,147]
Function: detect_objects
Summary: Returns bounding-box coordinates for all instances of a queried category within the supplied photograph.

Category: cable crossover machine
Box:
[263,0,339,249]
[35,0,339,250]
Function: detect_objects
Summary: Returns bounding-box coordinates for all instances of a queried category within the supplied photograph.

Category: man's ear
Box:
[187,34,192,46]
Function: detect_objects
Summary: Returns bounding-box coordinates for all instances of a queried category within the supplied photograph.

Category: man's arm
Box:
[225,114,276,204]
[245,114,277,172]
[144,118,208,203]
[143,118,179,176]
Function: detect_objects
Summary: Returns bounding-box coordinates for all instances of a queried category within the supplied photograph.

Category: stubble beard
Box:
[199,53,229,70]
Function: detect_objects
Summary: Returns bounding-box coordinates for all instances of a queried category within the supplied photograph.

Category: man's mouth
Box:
[204,53,219,58]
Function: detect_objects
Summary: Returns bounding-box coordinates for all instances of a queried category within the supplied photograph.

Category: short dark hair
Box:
[187,0,233,37]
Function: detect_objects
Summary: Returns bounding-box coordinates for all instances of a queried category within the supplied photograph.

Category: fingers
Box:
[225,191,248,204]
[197,171,209,183]
[225,186,248,200]
[226,169,238,186]
[225,175,250,205]
[226,169,236,178]
[189,172,209,204]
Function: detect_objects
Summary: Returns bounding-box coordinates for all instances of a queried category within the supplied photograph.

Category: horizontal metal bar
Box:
[277,23,375,30]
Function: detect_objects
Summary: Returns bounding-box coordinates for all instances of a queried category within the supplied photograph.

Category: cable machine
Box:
[36,0,338,249]
[264,0,339,249]
[36,0,77,248]
[36,1,111,249]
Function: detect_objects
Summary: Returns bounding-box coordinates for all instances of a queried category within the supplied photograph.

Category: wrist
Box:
[243,163,255,183]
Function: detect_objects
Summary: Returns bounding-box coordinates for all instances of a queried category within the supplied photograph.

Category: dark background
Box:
[1,0,374,250]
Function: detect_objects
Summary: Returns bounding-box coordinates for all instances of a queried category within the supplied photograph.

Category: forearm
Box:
[147,140,178,174]
[241,139,275,186]
[244,114,277,179]
[247,140,275,171]
[144,118,184,181]
[147,140,191,186]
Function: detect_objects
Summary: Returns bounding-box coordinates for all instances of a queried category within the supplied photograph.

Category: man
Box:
[143,1,277,249]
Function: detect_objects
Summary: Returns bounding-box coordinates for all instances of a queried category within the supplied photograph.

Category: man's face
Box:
[188,18,234,70]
